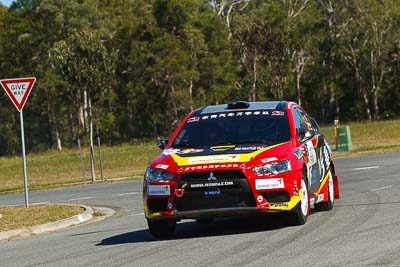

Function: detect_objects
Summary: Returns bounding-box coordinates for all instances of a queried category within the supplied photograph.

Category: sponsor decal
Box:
[188,155,240,164]
[200,110,285,121]
[261,157,278,163]
[257,195,264,203]
[311,169,318,185]
[148,185,171,196]
[270,203,289,208]
[208,172,217,181]
[293,180,299,196]
[255,178,284,190]
[272,111,285,116]
[187,116,200,123]
[183,163,240,172]
[234,146,265,151]
[317,194,325,203]
[190,181,234,188]
[306,141,317,166]
[294,148,304,160]
[323,145,330,168]
[177,149,204,154]
[155,164,169,170]
[211,145,235,151]
[293,187,299,196]
[318,148,326,182]
[204,190,221,196]
[324,140,332,156]
[162,148,180,155]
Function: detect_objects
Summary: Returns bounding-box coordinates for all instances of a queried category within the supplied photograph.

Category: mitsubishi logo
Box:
[208,172,217,181]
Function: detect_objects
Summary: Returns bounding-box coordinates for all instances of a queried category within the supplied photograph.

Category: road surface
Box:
[0,152,399,266]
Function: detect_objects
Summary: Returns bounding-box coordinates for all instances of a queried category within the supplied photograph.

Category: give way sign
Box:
[0,77,36,111]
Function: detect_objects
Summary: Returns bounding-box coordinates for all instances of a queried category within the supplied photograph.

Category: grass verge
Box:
[0,204,84,232]
[320,119,400,157]
[0,143,159,193]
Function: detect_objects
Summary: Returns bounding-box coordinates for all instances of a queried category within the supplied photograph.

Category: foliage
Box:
[0,0,400,156]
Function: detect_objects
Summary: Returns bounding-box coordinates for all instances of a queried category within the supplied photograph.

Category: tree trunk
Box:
[356,67,371,120]
[252,57,257,101]
[56,127,62,151]
[45,88,54,149]
[189,79,194,111]
[68,105,75,145]
[88,96,96,183]
[296,71,301,106]
[83,89,89,133]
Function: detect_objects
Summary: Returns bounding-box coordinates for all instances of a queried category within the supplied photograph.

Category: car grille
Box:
[176,170,256,211]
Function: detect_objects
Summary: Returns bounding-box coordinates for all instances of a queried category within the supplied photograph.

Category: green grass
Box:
[0,119,399,193]
[0,204,84,231]
[320,119,400,157]
[0,143,160,193]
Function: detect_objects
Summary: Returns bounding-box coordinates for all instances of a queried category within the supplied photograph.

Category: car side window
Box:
[309,117,320,134]
[293,108,314,141]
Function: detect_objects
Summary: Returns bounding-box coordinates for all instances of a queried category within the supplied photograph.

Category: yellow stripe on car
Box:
[170,143,287,166]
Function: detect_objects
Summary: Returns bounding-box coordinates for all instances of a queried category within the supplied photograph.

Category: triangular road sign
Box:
[0,77,36,112]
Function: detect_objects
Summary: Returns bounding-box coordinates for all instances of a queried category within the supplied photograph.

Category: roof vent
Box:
[227,101,250,110]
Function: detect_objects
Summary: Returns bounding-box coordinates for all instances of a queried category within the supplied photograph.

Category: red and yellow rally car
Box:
[143,101,339,237]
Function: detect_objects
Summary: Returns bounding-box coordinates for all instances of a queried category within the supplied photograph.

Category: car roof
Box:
[200,101,288,114]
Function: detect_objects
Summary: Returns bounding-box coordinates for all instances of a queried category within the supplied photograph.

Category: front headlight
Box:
[145,167,177,181]
[252,159,291,176]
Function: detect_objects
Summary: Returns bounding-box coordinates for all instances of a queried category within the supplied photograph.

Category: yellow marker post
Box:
[334,119,339,151]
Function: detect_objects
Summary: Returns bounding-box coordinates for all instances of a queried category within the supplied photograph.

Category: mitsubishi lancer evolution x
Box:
[143,101,340,238]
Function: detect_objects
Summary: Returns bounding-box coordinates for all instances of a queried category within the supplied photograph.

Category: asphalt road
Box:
[0,152,400,266]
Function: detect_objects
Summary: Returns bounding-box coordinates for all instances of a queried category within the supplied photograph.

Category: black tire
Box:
[290,172,310,225]
[196,218,214,224]
[147,219,176,238]
[315,170,334,211]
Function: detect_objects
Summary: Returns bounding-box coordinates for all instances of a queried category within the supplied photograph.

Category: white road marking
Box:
[117,192,140,196]
[352,166,380,171]
[128,212,144,216]
[370,185,392,192]
[68,197,94,201]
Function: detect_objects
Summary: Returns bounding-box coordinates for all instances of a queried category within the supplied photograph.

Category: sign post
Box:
[0,77,36,207]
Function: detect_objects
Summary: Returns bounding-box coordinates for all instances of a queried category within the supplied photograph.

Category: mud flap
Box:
[334,174,340,199]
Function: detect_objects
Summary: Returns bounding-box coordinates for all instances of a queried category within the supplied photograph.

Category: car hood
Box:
[149,141,294,173]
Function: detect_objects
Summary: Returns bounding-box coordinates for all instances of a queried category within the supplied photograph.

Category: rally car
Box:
[143,101,339,238]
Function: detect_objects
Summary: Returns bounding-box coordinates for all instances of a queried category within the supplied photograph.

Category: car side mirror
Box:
[297,128,307,141]
[156,138,168,150]
[297,128,312,142]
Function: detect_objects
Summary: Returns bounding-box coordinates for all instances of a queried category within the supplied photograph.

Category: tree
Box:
[233,19,285,101]
[49,31,117,182]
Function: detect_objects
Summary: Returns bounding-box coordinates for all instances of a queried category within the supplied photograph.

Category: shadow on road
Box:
[96,213,292,246]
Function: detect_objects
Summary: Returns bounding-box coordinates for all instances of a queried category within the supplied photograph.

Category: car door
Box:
[309,117,332,196]
[292,108,323,195]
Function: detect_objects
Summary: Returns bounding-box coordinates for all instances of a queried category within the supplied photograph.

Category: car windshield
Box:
[172,110,291,148]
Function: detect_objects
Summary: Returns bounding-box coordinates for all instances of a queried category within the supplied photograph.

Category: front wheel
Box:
[290,174,310,225]
[147,219,176,238]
